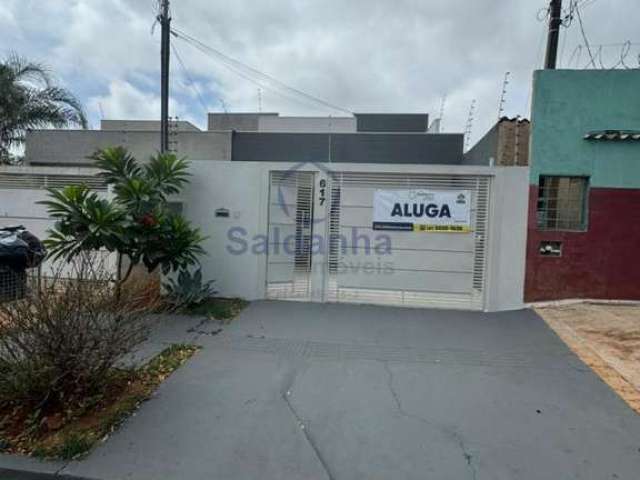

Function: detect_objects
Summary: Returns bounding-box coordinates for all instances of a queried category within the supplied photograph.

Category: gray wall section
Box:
[331,133,462,164]
[208,113,278,131]
[232,133,329,163]
[232,132,464,164]
[463,123,498,166]
[210,113,434,133]
[24,130,232,165]
[355,114,429,132]
[257,115,356,133]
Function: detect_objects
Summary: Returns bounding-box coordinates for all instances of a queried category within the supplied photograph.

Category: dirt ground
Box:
[536,302,640,414]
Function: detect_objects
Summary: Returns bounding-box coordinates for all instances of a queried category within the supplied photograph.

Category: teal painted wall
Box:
[530,69,640,188]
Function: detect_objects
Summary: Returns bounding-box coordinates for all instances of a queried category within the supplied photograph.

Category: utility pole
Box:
[159,0,171,152]
[544,0,563,69]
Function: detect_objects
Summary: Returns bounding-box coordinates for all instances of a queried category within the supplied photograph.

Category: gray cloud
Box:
[1,0,638,143]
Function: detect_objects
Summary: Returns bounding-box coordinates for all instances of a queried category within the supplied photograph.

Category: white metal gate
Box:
[324,172,491,310]
[265,171,315,300]
[265,170,491,310]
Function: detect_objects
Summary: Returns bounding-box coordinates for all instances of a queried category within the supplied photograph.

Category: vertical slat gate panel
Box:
[266,171,315,300]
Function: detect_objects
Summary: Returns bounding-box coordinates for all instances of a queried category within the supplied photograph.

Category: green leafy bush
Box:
[39,146,205,286]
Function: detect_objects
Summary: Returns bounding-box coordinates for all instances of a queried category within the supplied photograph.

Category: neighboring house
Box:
[464,117,530,166]
[525,69,640,301]
[0,111,529,312]
[23,112,465,167]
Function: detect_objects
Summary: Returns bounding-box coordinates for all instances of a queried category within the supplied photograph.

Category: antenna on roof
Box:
[464,99,476,153]
[257,88,262,113]
[498,71,510,119]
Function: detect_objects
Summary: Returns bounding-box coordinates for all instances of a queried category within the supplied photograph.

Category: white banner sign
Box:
[372,189,472,232]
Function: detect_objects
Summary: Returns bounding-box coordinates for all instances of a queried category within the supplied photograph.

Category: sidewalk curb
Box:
[0,467,98,480]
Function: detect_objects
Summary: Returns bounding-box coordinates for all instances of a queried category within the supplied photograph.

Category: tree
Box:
[40,146,206,287]
[0,52,87,163]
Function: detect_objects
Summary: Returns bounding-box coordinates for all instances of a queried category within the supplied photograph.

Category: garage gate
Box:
[266,170,491,310]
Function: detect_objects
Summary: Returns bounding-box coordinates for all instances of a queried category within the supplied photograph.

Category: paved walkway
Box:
[3,301,640,479]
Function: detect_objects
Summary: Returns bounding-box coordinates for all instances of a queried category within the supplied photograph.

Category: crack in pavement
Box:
[382,361,478,480]
[281,366,335,480]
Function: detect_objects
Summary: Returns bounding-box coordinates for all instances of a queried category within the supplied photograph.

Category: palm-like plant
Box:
[40,185,126,259]
[40,147,205,287]
[0,52,87,163]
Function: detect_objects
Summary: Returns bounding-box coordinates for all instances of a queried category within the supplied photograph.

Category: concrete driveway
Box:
[26,302,640,479]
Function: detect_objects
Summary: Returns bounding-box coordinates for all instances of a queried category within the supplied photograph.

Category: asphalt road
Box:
[3,301,640,479]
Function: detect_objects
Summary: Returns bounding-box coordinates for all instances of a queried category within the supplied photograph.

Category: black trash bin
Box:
[0,225,46,302]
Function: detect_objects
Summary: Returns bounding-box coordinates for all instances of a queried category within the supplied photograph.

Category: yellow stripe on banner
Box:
[413,224,472,233]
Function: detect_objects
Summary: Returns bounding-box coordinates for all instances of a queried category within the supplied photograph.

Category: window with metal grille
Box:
[537,176,588,231]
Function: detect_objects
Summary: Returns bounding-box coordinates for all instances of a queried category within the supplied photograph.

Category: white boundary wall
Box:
[177,161,529,312]
[0,162,528,311]
[0,166,117,277]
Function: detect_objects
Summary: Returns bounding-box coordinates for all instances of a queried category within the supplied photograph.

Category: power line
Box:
[170,26,353,115]
[566,45,583,68]
[172,27,352,115]
[558,20,568,66]
[577,0,598,9]
[171,42,227,113]
[174,32,329,113]
[574,2,597,68]
[534,13,548,68]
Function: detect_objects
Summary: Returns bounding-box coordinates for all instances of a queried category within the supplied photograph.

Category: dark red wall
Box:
[525,186,640,302]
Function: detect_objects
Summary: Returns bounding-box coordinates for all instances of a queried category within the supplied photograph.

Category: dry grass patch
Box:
[0,344,200,460]
[536,303,640,414]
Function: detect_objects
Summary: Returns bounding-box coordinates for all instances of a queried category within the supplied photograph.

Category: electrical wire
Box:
[534,13,548,69]
[170,26,353,115]
[173,28,353,115]
[577,0,599,9]
[173,33,333,113]
[558,18,569,66]
[171,42,227,113]
[575,3,597,68]
[566,45,581,68]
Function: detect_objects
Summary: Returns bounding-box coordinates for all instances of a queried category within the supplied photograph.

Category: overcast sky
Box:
[1,0,638,144]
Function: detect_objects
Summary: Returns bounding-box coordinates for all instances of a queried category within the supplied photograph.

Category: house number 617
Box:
[319,179,326,206]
